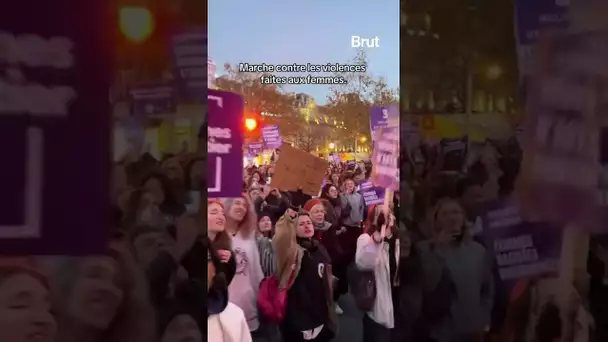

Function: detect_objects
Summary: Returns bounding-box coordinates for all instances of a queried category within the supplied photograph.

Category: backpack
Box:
[257,262,296,324]
[347,262,376,311]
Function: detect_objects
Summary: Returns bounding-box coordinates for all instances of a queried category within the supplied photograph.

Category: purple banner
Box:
[370,126,399,190]
[261,124,282,149]
[359,180,385,205]
[481,200,563,280]
[370,105,398,142]
[0,1,111,254]
[170,27,206,102]
[520,31,601,225]
[248,142,263,155]
[129,83,177,117]
[208,90,244,198]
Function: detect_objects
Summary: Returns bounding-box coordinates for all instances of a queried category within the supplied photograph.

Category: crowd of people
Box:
[1,134,606,342]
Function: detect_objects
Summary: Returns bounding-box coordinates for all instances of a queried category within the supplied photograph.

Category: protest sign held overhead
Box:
[370,105,399,142]
[208,89,244,198]
[519,30,602,226]
[261,124,282,149]
[370,124,400,191]
[481,200,563,280]
[271,143,327,196]
[0,0,111,254]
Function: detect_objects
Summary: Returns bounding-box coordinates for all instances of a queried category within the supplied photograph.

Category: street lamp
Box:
[329,142,335,150]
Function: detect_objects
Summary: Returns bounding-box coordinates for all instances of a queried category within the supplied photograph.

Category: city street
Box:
[335,293,363,342]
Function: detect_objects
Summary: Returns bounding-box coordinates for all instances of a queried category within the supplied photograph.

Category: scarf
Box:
[296,237,319,251]
[313,221,331,232]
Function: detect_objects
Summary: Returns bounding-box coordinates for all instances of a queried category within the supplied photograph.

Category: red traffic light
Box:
[119,6,155,43]
[245,118,258,131]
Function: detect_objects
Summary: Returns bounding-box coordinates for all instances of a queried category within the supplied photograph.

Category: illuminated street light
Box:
[329,142,335,150]
[119,6,155,43]
[486,65,503,80]
[360,136,367,143]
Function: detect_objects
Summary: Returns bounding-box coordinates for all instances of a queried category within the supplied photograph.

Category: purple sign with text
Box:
[129,83,177,117]
[208,89,244,198]
[359,180,386,205]
[170,27,206,102]
[370,105,398,142]
[248,142,263,155]
[0,1,111,255]
[481,200,563,280]
[261,125,282,149]
[370,126,399,190]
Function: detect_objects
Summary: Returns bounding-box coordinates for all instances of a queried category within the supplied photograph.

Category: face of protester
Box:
[309,204,325,224]
[344,180,356,193]
[249,188,262,201]
[258,216,272,233]
[354,173,364,184]
[436,201,465,238]
[327,186,339,199]
[67,257,124,330]
[163,159,183,181]
[161,314,202,342]
[296,215,314,238]
[189,160,204,190]
[251,173,261,182]
[207,203,226,233]
[331,174,340,185]
[143,177,165,205]
[0,272,56,342]
[228,198,248,222]
[133,232,167,268]
[461,184,485,211]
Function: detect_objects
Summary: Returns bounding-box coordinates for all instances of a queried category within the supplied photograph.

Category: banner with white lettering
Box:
[208,89,244,197]
[359,180,385,205]
[170,27,206,102]
[370,125,399,190]
[481,200,563,280]
[261,124,282,149]
[0,1,111,254]
[129,82,177,117]
[519,30,601,225]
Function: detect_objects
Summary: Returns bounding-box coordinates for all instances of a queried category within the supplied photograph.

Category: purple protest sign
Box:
[261,124,282,149]
[129,83,177,117]
[370,126,400,190]
[248,142,263,155]
[0,1,111,255]
[170,27,206,102]
[481,200,563,280]
[370,105,398,142]
[359,180,386,205]
[208,89,244,198]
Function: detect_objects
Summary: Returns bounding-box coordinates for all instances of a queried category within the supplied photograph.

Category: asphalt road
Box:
[334,293,364,342]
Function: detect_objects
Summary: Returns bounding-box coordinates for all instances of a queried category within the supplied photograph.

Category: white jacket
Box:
[355,233,399,329]
[208,302,252,342]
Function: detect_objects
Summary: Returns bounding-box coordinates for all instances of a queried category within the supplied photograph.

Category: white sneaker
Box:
[334,303,344,315]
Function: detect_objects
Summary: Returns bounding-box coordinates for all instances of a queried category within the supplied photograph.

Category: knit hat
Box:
[303,198,323,212]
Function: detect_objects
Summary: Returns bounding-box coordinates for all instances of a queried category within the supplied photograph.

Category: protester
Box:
[356,206,397,342]
[206,238,252,342]
[272,211,336,342]
[223,196,265,338]
[0,266,56,342]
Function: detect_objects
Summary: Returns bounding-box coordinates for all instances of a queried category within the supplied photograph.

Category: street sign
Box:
[208,89,244,198]
[0,1,111,254]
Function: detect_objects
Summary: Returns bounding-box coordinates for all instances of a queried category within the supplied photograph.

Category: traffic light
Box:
[245,117,258,132]
[119,6,155,43]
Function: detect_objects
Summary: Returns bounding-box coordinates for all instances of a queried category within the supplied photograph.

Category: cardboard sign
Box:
[271,143,327,196]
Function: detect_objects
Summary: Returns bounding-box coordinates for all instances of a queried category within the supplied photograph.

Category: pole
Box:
[354,136,358,160]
